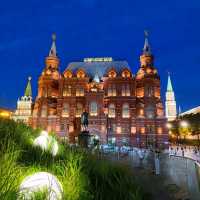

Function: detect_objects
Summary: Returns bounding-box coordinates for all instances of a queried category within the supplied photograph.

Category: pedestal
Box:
[78,131,90,148]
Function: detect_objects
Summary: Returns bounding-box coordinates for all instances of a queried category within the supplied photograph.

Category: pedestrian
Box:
[182,150,184,157]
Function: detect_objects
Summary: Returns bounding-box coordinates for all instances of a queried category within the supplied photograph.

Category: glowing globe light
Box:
[19,172,63,200]
[33,131,59,156]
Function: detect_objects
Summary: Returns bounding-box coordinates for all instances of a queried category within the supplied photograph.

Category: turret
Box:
[45,33,59,70]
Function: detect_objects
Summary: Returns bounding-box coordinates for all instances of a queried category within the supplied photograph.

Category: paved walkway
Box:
[169,145,200,163]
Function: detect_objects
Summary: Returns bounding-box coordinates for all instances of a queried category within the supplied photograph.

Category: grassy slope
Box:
[0,118,146,200]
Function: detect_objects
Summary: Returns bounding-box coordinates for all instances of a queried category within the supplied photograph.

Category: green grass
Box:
[0,118,145,200]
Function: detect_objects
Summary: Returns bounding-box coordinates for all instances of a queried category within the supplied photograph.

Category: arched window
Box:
[43,88,47,97]
[90,101,98,116]
[121,84,130,96]
[108,103,115,118]
[146,87,154,97]
[108,85,116,96]
[63,85,72,96]
[108,69,117,78]
[122,103,130,118]
[64,70,72,78]
[121,69,131,78]
[76,103,83,117]
[77,69,86,78]
[62,103,69,117]
[41,105,47,117]
[76,87,84,96]
[146,105,155,119]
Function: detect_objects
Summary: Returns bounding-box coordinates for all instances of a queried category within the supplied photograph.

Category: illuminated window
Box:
[156,103,164,117]
[131,127,136,134]
[136,88,144,98]
[41,105,47,117]
[76,103,83,117]
[63,85,72,96]
[146,105,155,119]
[108,69,117,78]
[122,70,131,78]
[140,127,145,134]
[43,88,47,97]
[116,126,121,134]
[154,87,160,98]
[122,85,130,96]
[108,85,116,96]
[90,101,98,116]
[64,70,72,78]
[62,103,69,117]
[76,88,84,96]
[157,127,163,134]
[146,87,154,97]
[108,103,115,118]
[77,69,85,78]
[122,103,130,118]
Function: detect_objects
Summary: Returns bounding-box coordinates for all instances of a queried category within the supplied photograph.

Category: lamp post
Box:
[104,107,109,144]
[180,120,189,141]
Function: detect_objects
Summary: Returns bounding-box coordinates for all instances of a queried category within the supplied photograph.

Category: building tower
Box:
[135,31,167,147]
[32,34,60,131]
[165,73,177,121]
[12,77,32,123]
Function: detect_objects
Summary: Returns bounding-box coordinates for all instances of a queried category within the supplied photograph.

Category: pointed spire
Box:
[24,77,32,97]
[49,33,57,57]
[167,73,173,91]
[143,30,151,55]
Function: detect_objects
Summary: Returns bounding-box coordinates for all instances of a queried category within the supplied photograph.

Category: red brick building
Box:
[31,34,168,147]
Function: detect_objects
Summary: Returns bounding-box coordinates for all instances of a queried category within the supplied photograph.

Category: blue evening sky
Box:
[0,0,199,111]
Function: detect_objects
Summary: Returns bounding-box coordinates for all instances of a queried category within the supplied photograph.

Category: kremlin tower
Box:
[12,77,32,123]
[165,73,177,121]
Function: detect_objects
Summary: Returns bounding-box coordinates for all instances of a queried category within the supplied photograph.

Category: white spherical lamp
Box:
[19,172,63,200]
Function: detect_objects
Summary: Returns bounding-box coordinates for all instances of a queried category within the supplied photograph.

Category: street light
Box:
[180,121,189,128]
[166,123,172,129]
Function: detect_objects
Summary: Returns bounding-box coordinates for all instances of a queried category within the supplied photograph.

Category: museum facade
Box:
[30,34,168,147]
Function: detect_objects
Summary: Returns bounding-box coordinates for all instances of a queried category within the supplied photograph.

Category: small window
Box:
[146,105,155,119]
[108,103,115,118]
[41,105,47,117]
[63,85,72,96]
[122,103,130,118]
[77,69,86,78]
[122,85,130,96]
[122,69,131,78]
[108,69,117,78]
[64,70,72,78]
[76,103,83,117]
[108,85,116,96]
[62,103,69,117]
[90,101,98,116]
[76,88,84,96]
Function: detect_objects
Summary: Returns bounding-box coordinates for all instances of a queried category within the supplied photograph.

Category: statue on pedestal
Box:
[81,110,89,131]
[79,110,90,148]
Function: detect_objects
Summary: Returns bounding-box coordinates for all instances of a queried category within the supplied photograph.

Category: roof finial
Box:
[49,33,57,57]
[143,30,151,55]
